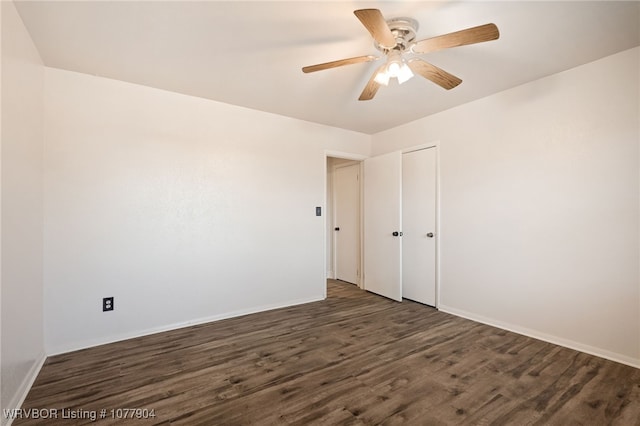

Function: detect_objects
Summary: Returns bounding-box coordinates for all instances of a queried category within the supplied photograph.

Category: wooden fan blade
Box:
[412,23,499,54]
[354,9,396,49]
[359,65,386,101]
[302,55,378,73]
[408,59,462,90]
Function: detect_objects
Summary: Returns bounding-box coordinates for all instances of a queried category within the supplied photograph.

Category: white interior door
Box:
[334,163,360,284]
[402,148,437,306]
[364,151,402,301]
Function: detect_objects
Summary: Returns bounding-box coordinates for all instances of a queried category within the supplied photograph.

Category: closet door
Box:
[402,148,437,306]
[363,151,402,301]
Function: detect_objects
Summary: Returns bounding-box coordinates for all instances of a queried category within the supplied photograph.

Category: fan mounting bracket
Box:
[374,17,419,53]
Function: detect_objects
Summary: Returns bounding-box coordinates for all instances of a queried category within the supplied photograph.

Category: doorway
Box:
[326,156,362,287]
[334,163,360,284]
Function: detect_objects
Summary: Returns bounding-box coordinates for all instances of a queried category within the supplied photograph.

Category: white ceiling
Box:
[14,1,640,134]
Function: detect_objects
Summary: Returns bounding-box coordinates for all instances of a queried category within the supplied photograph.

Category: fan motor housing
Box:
[375,17,419,52]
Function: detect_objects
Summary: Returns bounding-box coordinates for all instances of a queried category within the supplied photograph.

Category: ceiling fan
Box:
[302,9,499,101]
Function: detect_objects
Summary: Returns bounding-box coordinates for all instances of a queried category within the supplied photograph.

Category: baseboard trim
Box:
[47,295,324,356]
[438,304,640,370]
[3,352,47,426]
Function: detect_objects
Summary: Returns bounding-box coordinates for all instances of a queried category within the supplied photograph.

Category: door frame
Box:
[324,151,367,299]
[401,142,441,308]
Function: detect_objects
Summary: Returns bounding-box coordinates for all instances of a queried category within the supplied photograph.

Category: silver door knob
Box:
[426,232,434,238]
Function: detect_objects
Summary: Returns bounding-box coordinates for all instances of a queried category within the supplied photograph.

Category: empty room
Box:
[1,0,639,424]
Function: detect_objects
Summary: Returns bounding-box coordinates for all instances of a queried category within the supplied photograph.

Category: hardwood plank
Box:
[13,280,640,425]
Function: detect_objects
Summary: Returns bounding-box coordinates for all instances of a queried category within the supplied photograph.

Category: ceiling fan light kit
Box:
[374,50,414,86]
[302,9,499,101]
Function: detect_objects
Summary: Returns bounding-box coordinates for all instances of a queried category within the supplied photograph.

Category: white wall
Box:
[1,0,45,418]
[43,68,370,354]
[373,47,640,366]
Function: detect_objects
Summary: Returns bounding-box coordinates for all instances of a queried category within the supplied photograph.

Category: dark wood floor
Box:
[15,280,640,425]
